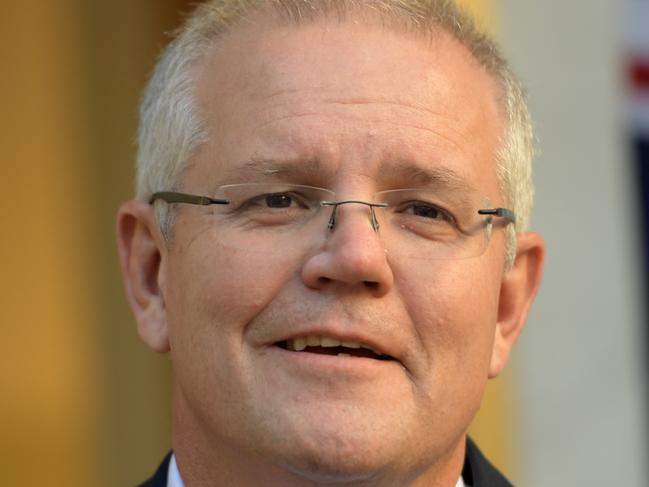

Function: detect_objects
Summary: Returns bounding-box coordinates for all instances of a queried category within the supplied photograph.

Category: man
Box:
[117,1,544,485]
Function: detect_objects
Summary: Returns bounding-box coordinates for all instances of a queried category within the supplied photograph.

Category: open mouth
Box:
[276,336,394,361]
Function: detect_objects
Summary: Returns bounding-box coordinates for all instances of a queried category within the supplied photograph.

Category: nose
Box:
[300,202,394,297]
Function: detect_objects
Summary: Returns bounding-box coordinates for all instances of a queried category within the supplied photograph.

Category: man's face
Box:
[164,16,507,481]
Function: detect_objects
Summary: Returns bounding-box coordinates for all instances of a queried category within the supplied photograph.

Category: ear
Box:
[489,232,545,378]
[116,200,170,353]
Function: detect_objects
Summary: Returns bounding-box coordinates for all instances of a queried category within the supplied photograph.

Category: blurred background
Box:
[1,1,647,485]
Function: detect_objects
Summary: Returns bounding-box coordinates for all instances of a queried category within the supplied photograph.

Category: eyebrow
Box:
[215,156,475,193]
[377,160,476,193]
[219,157,333,184]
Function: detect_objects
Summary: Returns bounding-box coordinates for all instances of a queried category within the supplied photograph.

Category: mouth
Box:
[275,336,394,361]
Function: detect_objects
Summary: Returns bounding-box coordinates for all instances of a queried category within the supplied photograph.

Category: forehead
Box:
[190,14,504,195]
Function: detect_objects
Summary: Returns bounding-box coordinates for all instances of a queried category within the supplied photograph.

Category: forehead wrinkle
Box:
[249,93,471,148]
[247,105,470,157]
[380,119,468,150]
[322,95,459,121]
[251,111,320,132]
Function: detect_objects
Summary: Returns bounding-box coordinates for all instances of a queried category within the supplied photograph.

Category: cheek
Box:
[163,236,303,419]
[398,258,500,373]
[392,258,502,442]
[165,237,301,352]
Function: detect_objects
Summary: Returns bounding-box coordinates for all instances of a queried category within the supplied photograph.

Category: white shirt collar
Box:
[167,453,465,487]
[167,454,184,487]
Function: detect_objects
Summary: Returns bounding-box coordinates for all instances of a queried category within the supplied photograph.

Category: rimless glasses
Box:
[150,183,515,260]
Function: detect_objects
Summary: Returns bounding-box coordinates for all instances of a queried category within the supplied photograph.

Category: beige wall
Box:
[0,1,515,485]
[0,2,188,485]
[500,1,648,485]
[1,2,98,484]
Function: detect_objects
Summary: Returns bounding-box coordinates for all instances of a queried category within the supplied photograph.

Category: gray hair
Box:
[136,0,534,266]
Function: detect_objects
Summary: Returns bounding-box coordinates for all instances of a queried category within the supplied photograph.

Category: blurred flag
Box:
[627,1,649,280]
[627,1,649,396]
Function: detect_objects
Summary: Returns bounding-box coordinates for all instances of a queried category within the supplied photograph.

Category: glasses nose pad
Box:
[321,200,387,232]
[325,204,337,230]
[483,216,493,240]
[369,206,380,232]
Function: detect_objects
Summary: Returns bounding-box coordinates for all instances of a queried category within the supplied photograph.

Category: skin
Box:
[117,13,544,487]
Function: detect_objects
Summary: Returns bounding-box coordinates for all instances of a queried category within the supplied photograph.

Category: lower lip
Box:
[265,345,402,376]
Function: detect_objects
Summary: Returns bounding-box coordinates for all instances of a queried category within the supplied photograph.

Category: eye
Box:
[411,204,441,219]
[403,202,455,223]
[265,193,294,208]
[237,191,311,212]
[261,192,315,210]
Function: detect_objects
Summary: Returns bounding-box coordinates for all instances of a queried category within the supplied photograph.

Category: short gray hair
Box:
[136,0,534,266]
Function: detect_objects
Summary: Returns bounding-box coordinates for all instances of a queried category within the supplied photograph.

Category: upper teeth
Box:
[287,336,382,355]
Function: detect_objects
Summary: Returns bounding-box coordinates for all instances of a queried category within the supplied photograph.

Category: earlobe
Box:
[116,200,170,353]
[489,232,545,378]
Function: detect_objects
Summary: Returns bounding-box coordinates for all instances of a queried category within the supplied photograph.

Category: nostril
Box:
[363,280,379,290]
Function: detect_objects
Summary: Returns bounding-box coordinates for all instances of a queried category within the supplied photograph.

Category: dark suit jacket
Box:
[138,437,513,487]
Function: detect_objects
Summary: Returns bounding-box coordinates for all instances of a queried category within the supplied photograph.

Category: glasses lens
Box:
[206,182,334,254]
[216,183,333,226]
[196,184,495,260]
[372,189,493,260]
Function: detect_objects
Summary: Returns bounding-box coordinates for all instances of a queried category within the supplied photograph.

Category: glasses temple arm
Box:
[477,207,516,224]
[149,191,229,206]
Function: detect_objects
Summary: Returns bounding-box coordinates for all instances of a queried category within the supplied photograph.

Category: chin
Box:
[278,445,388,485]
[266,420,399,484]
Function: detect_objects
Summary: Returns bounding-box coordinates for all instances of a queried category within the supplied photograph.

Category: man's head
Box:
[137,0,535,266]
[117,1,544,485]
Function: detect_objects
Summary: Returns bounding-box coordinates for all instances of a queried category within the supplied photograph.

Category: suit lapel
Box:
[137,452,172,487]
[463,438,514,487]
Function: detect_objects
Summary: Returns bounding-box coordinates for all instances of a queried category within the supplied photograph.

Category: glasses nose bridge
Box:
[320,199,387,232]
